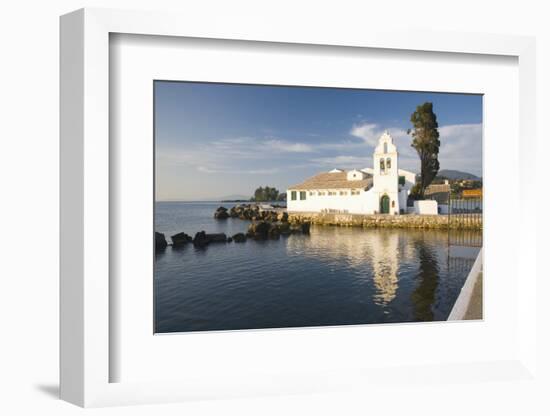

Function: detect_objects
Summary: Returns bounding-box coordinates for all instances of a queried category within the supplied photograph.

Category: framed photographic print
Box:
[60,8,537,407]
[153,80,484,333]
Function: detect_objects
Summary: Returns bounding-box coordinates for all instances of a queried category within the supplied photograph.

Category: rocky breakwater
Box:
[214,204,287,222]
[246,220,310,240]
[154,205,311,252]
[154,230,231,250]
[213,204,309,238]
[171,231,193,246]
[192,231,229,247]
[154,222,310,250]
[213,206,229,219]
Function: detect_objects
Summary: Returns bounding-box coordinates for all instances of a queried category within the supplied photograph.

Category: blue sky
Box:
[155,81,482,201]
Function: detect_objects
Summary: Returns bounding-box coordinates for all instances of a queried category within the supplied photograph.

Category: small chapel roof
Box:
[289,170,373,190]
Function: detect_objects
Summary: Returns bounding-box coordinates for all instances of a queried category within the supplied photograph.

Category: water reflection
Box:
[411,242,440,321]
[369,232,399,305]
[155,201,483,331]
[286,226,480,314]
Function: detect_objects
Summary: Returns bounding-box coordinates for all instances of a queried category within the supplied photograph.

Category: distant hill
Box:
[218,194,251,202]
[437,169,481,181]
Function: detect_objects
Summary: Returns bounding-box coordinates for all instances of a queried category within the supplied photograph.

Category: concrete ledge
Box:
[448,249,483,320]
[287,212,482,230]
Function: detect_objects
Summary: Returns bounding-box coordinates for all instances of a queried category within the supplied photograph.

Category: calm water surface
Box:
[155,201,481,333]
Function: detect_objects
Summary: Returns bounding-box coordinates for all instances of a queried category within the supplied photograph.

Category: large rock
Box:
[171,231,192,247]
[207,233,228,243]
[229,206,240,218]
[278,222,291,235]
[247,221,270,240]
[214,206,229,219]
[265,211,278,222]
[228,204,265,219]
[277,212,289,222]
[192,231,228,247]
[268,223,281,239]
[155,232,168,250]
[193,231,209,247]
[232,232,247,243]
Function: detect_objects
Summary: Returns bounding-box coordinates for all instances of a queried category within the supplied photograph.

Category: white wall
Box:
[287,188,377,214]
[398,169,416,191]
[287,188,405,215]
[1,1,549,416]
[414,200,438,215]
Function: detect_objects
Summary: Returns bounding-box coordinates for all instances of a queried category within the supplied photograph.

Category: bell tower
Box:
[373,131,400,214]
[373,131,398,182]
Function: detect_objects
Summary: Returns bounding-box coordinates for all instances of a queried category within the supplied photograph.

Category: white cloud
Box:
[209,137,315,155]
[350,122,409,147]
[438,123,482,176]
[264,139,314,153]
[159,122,482,183]
[158,135,316,176]
[312,122,482,176]
[349,122,380,146]
[197,166,280,175]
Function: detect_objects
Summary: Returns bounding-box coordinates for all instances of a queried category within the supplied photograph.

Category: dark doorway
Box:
[380,195,390,214]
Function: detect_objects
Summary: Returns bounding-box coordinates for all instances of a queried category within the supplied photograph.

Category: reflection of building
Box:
[285,227,481,319]
[287,132,415,215]
[369,232,400,305]
[286,228,425,306]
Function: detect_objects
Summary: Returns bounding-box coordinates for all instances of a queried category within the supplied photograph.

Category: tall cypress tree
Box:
[407,102,440,198]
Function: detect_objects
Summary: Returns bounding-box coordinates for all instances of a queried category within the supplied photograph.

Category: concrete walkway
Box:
[448,249,483,321]
[463,273,483,320]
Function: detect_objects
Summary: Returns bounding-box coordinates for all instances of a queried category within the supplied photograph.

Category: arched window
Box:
[380,158,385,173]
[386,157,391,170]
[383,143,388,153]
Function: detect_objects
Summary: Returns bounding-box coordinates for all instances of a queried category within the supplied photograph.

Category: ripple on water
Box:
[154,202,481,332]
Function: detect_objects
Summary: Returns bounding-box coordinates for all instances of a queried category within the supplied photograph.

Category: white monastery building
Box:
[287,131,416,215]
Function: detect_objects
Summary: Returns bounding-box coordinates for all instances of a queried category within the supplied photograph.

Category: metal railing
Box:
[447,197,483,229]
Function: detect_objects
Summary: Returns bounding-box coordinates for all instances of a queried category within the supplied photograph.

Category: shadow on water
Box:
[171,244,190,253]
[411,240,440,321]
[155,246,167,259]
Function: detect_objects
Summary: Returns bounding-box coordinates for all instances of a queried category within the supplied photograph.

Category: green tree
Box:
[407,102,440,198]
[252,186,280,202]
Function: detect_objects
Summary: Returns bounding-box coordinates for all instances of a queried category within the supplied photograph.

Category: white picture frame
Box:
[60,8,537,407]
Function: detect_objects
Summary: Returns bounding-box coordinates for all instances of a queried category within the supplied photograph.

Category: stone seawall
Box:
[288,212,482,230]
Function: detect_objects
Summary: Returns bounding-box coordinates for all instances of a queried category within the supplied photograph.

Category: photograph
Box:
[154,81,483,333]
[3,0,540,412]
